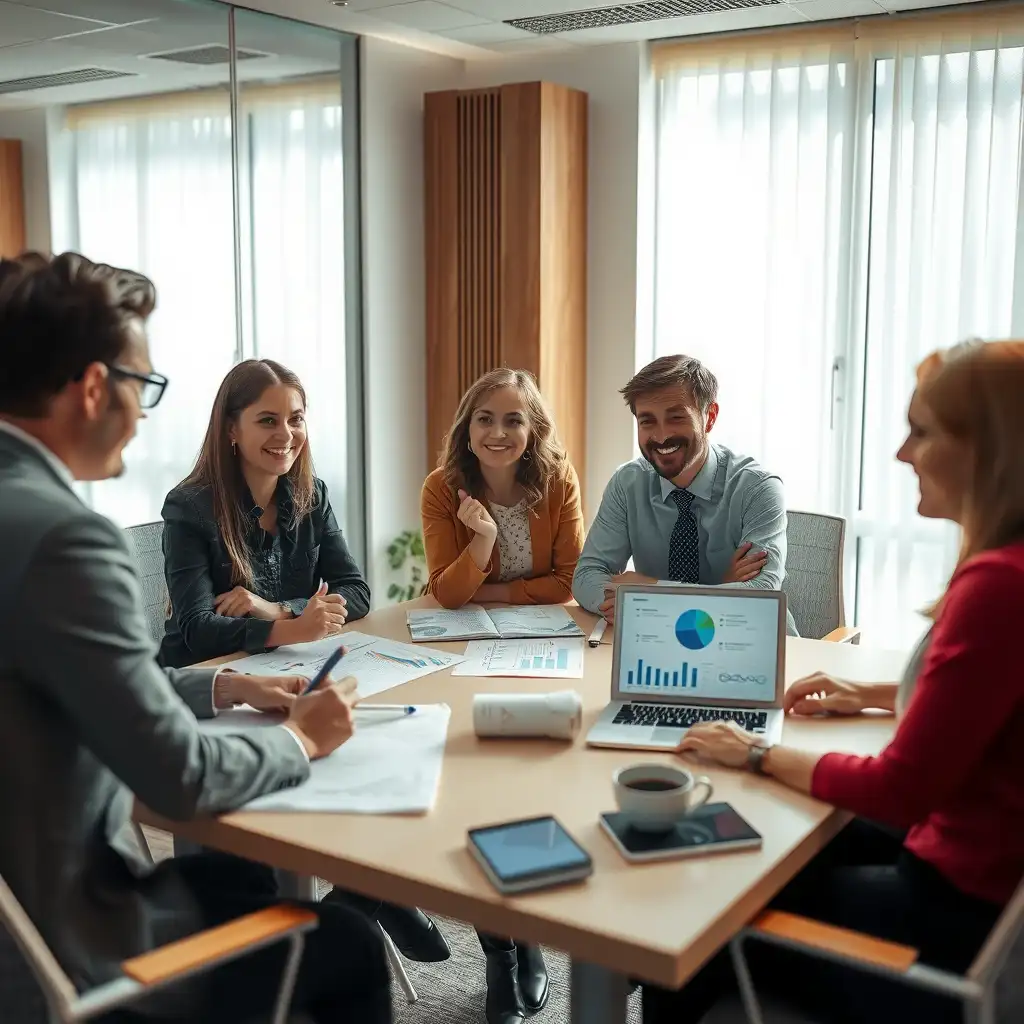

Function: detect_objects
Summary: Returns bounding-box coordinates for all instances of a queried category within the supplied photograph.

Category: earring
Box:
[522,448,533,462]
[231,441,237,455]
[467,441,473,454]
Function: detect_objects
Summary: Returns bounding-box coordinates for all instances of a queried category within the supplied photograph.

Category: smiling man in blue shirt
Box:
[573,354,795,631]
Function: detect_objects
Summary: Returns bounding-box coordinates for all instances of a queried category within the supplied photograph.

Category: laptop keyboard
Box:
[612,703,769,731]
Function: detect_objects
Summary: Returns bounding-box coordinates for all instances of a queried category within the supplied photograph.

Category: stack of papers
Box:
[453,637,586,679]
[407,605,584,642]
[223,631,464,699]
[200,703,451,814]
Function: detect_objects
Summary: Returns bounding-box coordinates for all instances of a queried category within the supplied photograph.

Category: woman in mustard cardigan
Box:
[421,367,585,1024]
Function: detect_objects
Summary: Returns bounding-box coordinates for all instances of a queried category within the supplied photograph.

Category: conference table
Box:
[144,599,905,1023]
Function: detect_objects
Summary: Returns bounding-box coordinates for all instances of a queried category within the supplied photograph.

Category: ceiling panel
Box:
[485,33,581,51]
[437,21,539,43]
[370,0,489,30]
[430,0,612,23]
[2,0,182,20]
[789,0,886,19]
[0,3,113,47]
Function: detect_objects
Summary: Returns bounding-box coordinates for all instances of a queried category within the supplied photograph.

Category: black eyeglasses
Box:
[107,365,169,409]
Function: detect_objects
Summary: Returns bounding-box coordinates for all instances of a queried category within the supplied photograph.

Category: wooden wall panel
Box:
[424,82,588,501]
[0,140,26,259]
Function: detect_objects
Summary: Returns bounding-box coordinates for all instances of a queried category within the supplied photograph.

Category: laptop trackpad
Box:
[650,726,686,747]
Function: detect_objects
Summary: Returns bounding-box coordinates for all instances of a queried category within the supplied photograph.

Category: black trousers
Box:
[104,851,392,1024]
[643,820,1002,1024]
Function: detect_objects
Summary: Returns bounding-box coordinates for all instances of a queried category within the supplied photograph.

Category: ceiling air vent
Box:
[0,67,136,95]
[143,44,270,65]
[507,0,781,33]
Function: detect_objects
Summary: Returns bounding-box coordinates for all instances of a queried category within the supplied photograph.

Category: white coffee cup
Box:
[613,763,714,833]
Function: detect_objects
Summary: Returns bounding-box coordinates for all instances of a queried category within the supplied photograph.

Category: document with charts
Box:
[199,704,451,813]
[222,632,464,699]
[407,605,584,642]
[453,637,585,679]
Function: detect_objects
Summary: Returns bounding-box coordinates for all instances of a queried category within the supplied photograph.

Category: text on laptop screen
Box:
[617,591,780,704]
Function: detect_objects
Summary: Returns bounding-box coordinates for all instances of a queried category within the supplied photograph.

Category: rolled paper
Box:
[472,690,583,740]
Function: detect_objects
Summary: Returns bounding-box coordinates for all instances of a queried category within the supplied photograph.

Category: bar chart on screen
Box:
[626,658,700,689]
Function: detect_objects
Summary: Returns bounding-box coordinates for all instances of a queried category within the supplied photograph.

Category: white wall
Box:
[0,108,51,253]
[359,40,649,598]
[462,44,648,520]
[360,37,463,596]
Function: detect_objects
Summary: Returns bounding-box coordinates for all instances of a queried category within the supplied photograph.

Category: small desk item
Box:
[588,618,608,647]
[468,815,593,895]
[302,643,346,695]
[407,604,585,642]
[453,637,585,679]
[599,803,762,863]
[472,690,582,739]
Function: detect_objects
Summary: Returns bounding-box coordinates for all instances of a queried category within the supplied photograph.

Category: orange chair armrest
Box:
[121,906,318,986]
[822,626,861,644]
[750,910,918,972]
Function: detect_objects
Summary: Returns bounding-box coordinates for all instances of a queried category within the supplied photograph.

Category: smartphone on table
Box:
[468,815,593,895]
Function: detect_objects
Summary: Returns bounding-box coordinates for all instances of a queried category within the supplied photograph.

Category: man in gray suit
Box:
[0,252,391,1022]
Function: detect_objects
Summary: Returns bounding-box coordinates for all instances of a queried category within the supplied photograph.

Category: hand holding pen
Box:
[286,645,359,759]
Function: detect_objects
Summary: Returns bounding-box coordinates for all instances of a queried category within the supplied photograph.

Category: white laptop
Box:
[585,585,787,751]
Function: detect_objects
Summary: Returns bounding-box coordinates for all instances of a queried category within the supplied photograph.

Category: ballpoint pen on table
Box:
[301,644,347,695]
[588,619,607,648]
[356,704,418,716]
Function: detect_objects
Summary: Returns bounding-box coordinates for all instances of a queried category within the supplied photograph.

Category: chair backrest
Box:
[0,873,77,1022]
[782,511,848,640]
[124,522,169,645]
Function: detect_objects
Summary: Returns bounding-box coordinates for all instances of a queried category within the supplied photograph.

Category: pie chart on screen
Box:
[676,609,715,650]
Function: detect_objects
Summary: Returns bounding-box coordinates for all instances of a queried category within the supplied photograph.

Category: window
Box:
[652,14,1024,645]
[38,2,363,564]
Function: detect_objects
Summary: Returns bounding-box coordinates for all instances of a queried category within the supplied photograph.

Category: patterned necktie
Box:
[668,489,700,583]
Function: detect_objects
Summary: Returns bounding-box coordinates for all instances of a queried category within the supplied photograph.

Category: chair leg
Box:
[963,991,996,1024]
[270,932,306,1024]
[132,822,155,865]
[380,923,418,1004]
[730,936,765,1024]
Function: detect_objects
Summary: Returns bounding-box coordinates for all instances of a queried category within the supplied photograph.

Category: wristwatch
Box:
[747,743,773,776]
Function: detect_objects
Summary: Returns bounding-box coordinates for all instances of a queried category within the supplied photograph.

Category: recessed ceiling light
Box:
[329,1,348,6]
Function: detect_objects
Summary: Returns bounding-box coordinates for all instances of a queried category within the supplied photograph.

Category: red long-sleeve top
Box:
[811,542,1024,906]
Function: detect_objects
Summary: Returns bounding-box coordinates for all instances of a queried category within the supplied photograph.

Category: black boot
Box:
[325,889,451,962]
[515,943,549,1015]
[479,932,526,1024]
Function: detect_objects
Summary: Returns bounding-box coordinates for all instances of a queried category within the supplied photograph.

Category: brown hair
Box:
[0,251,156,417]
[439,367,566,509]
[620,354,719,414]
[181,359,316,587]
[916,341,1024,575]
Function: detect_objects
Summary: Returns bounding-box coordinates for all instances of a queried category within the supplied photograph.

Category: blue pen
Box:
[356,704,418,716]
[302,644,347,696]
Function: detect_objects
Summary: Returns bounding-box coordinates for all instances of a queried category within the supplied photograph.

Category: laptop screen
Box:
[615,589,781,705]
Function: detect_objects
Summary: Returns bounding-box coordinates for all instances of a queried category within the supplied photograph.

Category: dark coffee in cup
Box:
[624,778,681,792]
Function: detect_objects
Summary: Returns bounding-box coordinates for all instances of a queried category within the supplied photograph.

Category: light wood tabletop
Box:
[146,600,906,991]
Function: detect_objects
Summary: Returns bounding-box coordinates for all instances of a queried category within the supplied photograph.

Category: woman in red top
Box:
[644,340,1024,1024]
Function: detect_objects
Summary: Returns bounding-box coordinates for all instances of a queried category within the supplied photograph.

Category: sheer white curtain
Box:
[654,44,856,517]
[853,30,1024,643]
[70,105,237,526]
[63,85,349,528]
[240,93,348,518]
[653,19,1024,646]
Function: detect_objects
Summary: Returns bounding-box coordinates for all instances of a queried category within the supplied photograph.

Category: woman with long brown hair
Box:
[161,358,450,965]
[422,367,585,610]
[160,358,368,667]
[643,340,1024,1024]
[421,368,585,1024]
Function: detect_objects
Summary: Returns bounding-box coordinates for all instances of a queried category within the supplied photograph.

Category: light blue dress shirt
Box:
[573,443,796,633]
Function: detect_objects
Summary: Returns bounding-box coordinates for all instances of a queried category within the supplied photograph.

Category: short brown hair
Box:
[0,251,156,417]
[620,354,718,414]
[439,367,566,509]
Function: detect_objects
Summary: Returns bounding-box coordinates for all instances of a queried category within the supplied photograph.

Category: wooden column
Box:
[0,140,26,258]
[424,82,588,501]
